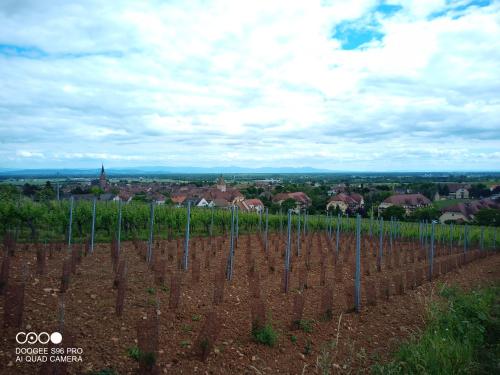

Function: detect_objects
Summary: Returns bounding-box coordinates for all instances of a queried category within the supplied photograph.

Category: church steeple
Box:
[99,164,107,189]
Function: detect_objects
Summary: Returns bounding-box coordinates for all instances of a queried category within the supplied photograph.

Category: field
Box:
[1,226,498,374]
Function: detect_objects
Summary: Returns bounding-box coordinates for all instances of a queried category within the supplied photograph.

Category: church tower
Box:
[216,174,226,192]
[99,164,107,189]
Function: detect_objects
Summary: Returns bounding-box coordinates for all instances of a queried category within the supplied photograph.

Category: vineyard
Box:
[0,200,498,374]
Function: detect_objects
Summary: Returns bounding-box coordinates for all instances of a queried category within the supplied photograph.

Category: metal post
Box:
[117,198,122,257]
[284,209,292,292]
[235,205,239,240]
[296,209,301,256]
[147,202,155,264]
[355,214,361,312]
[226,205,235,280]
[378,217,383,271]
[336,213,340,255]
[429,220,435,281]
[67,196,74,252]
[183,201,191,271]
[90,197,96,254]
[264,207,269,254]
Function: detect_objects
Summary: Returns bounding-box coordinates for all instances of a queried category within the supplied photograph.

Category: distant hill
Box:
[0,166,334,177]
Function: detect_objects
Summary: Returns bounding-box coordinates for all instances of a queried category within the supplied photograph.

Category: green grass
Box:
[372,284,499,375]
[252,323,278,347]
[126,346,141,362]
[433,198,469,209]
[295,319,314,333]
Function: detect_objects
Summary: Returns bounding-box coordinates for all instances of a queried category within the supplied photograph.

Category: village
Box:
[6,165,498,227]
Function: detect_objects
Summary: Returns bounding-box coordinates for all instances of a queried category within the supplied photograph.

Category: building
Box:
[439,198,499,223]
[216,175,226,192]
[273,192,312,211]
[378,193,431,216]
[239,198,265,213]
[447,184,470,199]
[326,193,364,214]
[99,164,108,190]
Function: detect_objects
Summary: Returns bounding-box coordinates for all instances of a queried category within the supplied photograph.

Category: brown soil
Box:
[0,233,498,375]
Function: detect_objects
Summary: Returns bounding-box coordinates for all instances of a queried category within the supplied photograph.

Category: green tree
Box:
[474,209,500,227]
[410,207,441,222]
[381,205,406,221]
[281,198,297,212]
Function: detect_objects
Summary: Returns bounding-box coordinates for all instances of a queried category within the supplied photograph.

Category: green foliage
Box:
[191,314,201,321]
[126,346,141,361]
[381,205,406,221]
[281,198,297,212]
[296,319,314,333]
[146,287,155,295]
[474,209,500,227]
[252,323,278,347]
[372,284,499,374]
[409,207,441,222]
[182,324,192,332]
[290,334,297,343]
[180,340,190,348]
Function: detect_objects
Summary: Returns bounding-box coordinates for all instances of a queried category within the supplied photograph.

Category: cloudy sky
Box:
[0,0,499,171]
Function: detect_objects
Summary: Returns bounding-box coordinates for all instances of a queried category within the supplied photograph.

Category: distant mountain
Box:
[0,166,334,177]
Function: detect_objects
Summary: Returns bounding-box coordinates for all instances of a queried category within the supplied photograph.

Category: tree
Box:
[281,198,297,212]
[409,207,441,222]
[474,209,500,227]
[381,205,405,221]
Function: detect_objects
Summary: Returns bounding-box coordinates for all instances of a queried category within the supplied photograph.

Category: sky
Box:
[0,0,499,172]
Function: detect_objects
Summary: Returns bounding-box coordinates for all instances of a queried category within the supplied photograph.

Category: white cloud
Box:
[0,0,499,171]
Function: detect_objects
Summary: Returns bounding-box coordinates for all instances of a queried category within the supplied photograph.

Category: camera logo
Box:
[16,332,62,345]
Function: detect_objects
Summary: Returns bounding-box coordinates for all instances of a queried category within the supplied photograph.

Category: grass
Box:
[372,283,499,375]
[252,323,278,347]
[126,346,141,362]
[296,319,314,333]
[191,314,201,321]
[432,198,469,209]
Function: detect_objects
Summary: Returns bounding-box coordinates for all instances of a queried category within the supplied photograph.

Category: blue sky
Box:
[0,0,499,171]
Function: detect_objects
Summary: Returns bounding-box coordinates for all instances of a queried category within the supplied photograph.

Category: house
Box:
[171,194,187,207]
[439,198,499,223]
[446,184,470,199]
[213,198,230,208]
[378,193,431,216]
[195,198,211,207]
[241,198,264,213]
[326,193,364,214]
[273,192,312,211]
[150,193,166,205]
